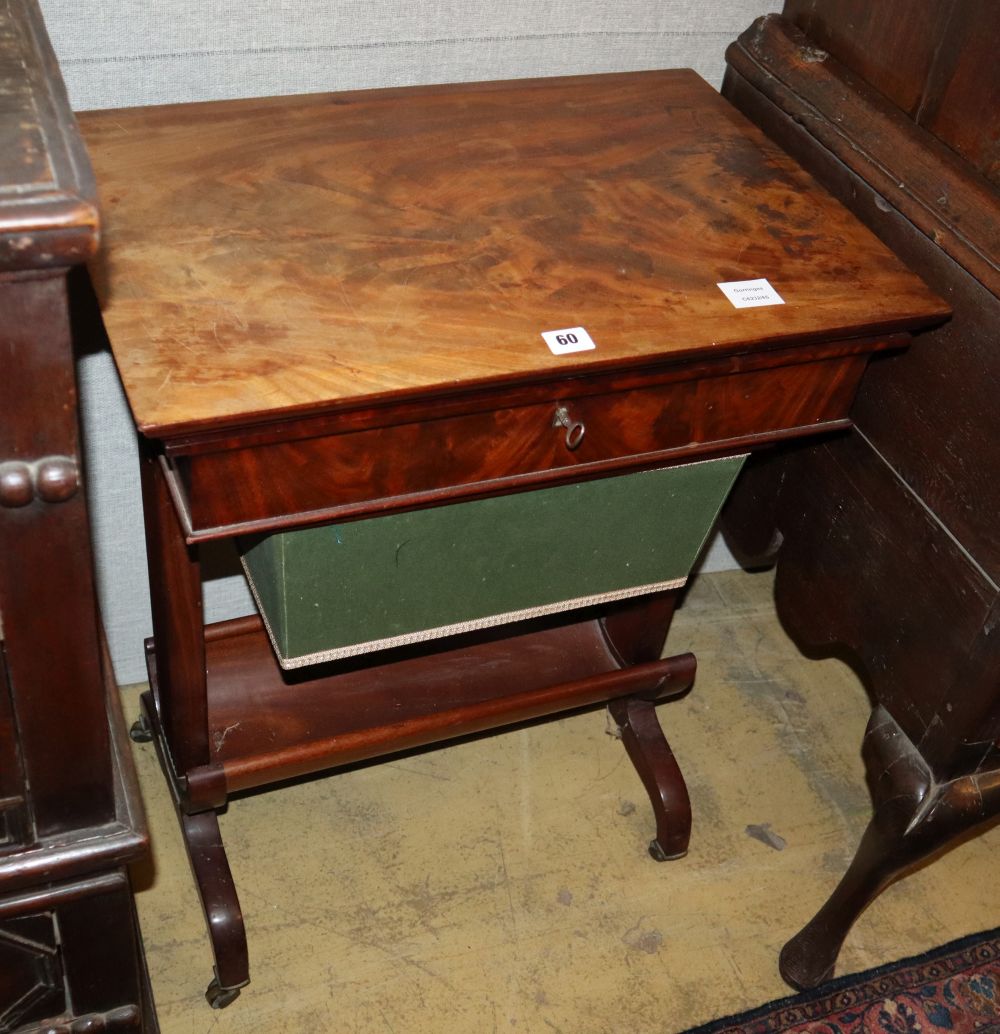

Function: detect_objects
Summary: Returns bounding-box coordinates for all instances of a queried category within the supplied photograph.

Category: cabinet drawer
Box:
[181,349,865,536]
[241,456,744,667]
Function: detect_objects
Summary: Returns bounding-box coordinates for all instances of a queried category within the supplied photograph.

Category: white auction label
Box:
[717,278,785,308]
[541,326,596,355]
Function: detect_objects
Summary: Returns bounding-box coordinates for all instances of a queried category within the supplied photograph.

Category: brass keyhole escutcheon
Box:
[552,405,585,451]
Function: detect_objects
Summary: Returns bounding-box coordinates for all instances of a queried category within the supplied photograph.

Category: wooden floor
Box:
[124,568,1000,1033]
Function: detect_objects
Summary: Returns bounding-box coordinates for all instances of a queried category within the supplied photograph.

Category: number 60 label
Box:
[541,326,597,355]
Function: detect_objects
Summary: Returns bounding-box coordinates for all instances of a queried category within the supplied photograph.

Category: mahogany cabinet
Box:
[0,2,156,1029]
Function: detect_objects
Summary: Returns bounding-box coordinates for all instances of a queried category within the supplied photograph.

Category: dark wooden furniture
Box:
[722,2,1000,991]
[0,2,156,1030]
[78,69,946,1006]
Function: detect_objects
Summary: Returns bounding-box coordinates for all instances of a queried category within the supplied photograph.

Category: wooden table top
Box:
[78,70,947,437]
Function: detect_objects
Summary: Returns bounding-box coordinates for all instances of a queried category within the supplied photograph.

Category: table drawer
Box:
[180,349,865,536]
[240,456,744,667]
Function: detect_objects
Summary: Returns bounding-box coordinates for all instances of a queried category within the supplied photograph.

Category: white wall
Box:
[40,0,780,682]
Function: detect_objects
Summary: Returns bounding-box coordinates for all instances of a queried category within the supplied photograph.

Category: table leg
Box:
[609,691,694,861]
[601,591,697,860]
[181,810,250,1009]
[137,459,248,1005]
[724,442,1000,986]
[140,448,209,778]
[780,706,1000,989]
[138,691,249,1008]
[600,591,677,667]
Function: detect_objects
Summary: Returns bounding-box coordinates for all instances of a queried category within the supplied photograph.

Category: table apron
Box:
[170,351,869,541]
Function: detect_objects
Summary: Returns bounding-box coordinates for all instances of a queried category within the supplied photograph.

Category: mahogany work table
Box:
[78,70,946,1007]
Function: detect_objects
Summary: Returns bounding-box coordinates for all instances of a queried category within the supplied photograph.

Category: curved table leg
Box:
[780,706,1000,989]
[179,809,250,1008]
[609,655,696,861]
[136,690,249,1007]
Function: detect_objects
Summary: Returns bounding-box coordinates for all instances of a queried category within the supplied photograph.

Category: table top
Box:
[79,70,947,438]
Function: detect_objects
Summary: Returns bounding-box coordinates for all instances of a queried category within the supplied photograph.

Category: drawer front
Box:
[184,351,864,535]
[241,456,745,667]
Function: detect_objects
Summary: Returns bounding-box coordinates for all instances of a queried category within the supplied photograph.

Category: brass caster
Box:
[129,715,153,743]
[206,976,242,1009]
[648,838,686,863]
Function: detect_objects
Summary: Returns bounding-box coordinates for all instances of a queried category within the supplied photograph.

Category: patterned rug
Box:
[685,929,1000,1034]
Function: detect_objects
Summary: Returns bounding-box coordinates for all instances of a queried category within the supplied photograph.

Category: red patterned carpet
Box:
[685,930,1000,1034]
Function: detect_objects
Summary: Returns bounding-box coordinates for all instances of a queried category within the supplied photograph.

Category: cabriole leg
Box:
[180,809,250,1008]
[780,707,1000,989]
[609,652,696,861]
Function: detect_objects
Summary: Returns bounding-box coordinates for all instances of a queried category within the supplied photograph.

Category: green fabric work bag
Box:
[241,456,745,668]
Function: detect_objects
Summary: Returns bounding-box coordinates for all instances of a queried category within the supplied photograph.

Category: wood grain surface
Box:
[178,346,867,537]
[781,0,955,118]
[727,16,1000,297]
[78,70,947,437]
[783,0,1000,186]
[725,14,1000,581]
[178,612,690,794]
